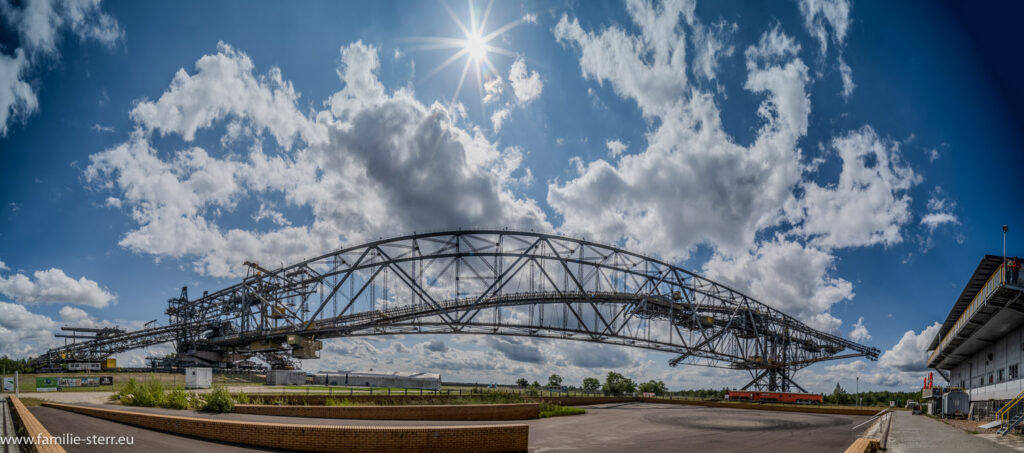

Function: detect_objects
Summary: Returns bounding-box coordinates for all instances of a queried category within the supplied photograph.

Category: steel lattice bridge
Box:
[33,229,878,391]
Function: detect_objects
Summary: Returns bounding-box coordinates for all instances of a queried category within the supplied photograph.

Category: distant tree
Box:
[601,371,636,395]
[582,377,600,393]
[547,374,563,388]
[516,378,529,387]
[832,383,847,397]
[526,381,542,396]
[0,356,32,374]
[638,380,668,395]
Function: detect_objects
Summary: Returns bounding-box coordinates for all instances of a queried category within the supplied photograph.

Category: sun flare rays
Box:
[409,0,527,105]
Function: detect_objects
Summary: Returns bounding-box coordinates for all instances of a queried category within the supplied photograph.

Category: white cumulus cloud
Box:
[87,41,549,277]
[508,57,543,104]
[878,322,941,373]
[787,126,921,250]
[0,0,122,135]
[849,316,871,342]
[605,139,627,157]
[0,266,115,308]
[797,0,851,56]
[704,237,853,321]
[0,301,59,357]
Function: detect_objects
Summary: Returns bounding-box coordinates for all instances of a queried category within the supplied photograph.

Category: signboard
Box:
[58,377,102,388]
[642,392,655,398]
[35,377,58,392]
[2,377,13,392]
[99,376,113,386]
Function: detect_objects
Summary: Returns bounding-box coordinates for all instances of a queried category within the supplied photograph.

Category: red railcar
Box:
[726,391,822,404]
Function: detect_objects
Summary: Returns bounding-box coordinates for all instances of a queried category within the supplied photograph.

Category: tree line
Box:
[0,356,33,374]
[515,372,667,396]
[512,373,922,405]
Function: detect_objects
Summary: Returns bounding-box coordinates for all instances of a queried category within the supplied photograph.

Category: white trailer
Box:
[67,362,101,371]
[267,370,307,386]
[185,367,212,389]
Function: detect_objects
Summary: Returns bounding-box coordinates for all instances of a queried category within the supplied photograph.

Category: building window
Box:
[981,377,985,387]
[990,374,995,385]
[1000,369,1005,382]
[1011,364,1020,380]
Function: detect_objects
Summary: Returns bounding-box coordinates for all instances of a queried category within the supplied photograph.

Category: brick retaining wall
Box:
[8,396,66,453]
[42,402,528,453]
[638,398,881,416]
[240,393,463,405]
[233,403,539,420]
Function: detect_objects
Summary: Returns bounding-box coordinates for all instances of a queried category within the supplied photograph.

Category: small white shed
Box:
[185,367,212,389]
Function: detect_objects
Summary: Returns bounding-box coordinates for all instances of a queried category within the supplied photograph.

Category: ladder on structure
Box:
[996,389,1024,435]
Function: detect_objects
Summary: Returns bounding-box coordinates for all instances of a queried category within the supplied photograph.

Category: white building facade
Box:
[929,255,1024,402]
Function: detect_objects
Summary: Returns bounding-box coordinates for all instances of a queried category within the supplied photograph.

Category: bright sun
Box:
[466,34,487,62]
[409,1,530,103]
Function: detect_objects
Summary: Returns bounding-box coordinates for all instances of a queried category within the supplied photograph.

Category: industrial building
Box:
[266,370,308,385]
[313,371,441,390]
[928,255,1024,404]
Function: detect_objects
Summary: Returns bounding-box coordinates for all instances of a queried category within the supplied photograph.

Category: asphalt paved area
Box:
[31,402,868,452]
[888,410,1012,453]
[28,406,276,453]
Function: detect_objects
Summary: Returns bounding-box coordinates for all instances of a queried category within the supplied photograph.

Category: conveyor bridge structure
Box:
[33,229,879,391]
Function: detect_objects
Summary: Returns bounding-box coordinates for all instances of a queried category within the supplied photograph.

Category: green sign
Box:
[35,377,58,392]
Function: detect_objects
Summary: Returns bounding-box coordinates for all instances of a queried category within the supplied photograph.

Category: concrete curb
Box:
[42,402,528,453]
[8,396,66,453]
[842,437,880,453]
[233,403,539,420]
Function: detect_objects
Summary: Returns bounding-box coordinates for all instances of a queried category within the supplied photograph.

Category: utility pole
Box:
[1004,225,1009,284]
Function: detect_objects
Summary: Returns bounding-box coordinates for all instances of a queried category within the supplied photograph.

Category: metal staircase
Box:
[1000,413,1024,435]
[996,388,1024,435]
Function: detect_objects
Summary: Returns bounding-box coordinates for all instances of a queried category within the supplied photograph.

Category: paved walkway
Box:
[888,411,1012,453]
[978,433,1024,451]
[29,406,274,453]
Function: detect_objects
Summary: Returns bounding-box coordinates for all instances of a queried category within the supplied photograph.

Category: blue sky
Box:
[1,0,1022,392]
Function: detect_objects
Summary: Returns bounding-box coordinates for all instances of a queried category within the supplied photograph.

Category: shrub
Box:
[163,386,190,410]
[539,403,586,418]
[129,380,166,408]
[235,391,250,405]
[116,378,140,405]
[202,386,234,413]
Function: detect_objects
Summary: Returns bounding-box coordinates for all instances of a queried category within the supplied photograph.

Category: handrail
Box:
[996,387,1024,425]
[929,264,1005,365]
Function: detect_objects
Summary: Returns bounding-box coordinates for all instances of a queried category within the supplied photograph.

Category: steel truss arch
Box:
[35,229,878,391]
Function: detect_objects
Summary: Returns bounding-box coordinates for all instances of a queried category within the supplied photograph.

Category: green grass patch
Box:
[324,398,357,406]
[14,397,45,407]
[539,403,586,418]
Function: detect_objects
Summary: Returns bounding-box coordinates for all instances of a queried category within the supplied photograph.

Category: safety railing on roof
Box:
[928,264,1005,365]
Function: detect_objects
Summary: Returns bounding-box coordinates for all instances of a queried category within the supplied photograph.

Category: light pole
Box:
[1004,225,1009,284]
[856,376,860,407]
